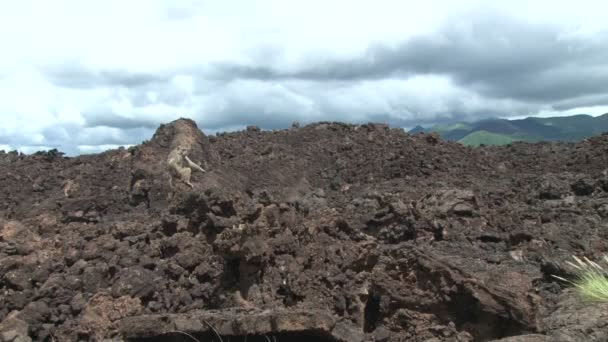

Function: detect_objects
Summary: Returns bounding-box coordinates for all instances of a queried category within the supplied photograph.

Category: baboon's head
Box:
[177,146,189,156]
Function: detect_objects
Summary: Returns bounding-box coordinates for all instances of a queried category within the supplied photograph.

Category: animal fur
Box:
[167,146,206,189]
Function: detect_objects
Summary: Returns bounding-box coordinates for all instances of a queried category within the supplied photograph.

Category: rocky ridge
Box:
[2,119,608,341]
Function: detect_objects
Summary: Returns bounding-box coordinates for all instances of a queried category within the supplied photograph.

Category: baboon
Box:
[167,146,206,189]
[63,179,77,197]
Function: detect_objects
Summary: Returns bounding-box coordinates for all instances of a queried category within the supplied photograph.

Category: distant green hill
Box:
[409,113,608,146]
[428,122,473,141]
[458,131,517,146]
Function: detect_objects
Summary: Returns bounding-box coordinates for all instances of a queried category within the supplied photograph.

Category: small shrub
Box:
[553,255,608,302]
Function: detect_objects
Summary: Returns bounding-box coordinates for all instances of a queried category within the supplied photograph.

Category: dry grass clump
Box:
[553,255,608,302]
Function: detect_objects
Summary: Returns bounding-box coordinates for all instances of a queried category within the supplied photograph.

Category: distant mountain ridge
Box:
[409,113,608,146]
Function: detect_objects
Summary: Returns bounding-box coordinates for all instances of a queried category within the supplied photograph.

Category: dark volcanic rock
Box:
[111,267,157,299]
[571,177,595,196]
[3,119,608,340]
[538,176,568,200]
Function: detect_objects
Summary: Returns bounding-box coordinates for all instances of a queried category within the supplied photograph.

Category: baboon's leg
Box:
[183,168,194,188]
[168,173,174,189]
[185,155,206,173]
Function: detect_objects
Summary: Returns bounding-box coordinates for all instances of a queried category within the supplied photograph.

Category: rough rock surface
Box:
[2,118,608,341]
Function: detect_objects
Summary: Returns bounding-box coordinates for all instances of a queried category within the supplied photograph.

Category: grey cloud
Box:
[0,124,77,155]
[205,13,608,106]
[21,11,606,157]
[164,1,207,20]
[80,83,192,129]
[4,128,152,157]
[41,62,171,89]
[132,82,194,107]
[491,65,608,102]
[0,122,152,156]
[81,111,161,129]
[42,125,149,145]
[192,79,533,131]
[195,81,318,130]
[8,74,532,156]
[553,93,608,111]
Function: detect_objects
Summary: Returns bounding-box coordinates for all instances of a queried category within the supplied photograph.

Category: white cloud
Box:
[0,0,606,154]
[78,144,134,155]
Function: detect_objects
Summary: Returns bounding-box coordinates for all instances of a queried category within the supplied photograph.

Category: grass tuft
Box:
[553,255,608,302]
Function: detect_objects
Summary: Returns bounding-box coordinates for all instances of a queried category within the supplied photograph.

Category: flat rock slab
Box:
[118,308,362,342]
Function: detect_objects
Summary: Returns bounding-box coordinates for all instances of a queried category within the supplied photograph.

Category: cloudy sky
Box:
[1,0,607,155]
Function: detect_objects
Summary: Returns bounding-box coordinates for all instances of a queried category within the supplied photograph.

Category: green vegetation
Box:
[458,131,517,146]
[554,255,608,302]
[429,122,472,133]
[409,113,608,146]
